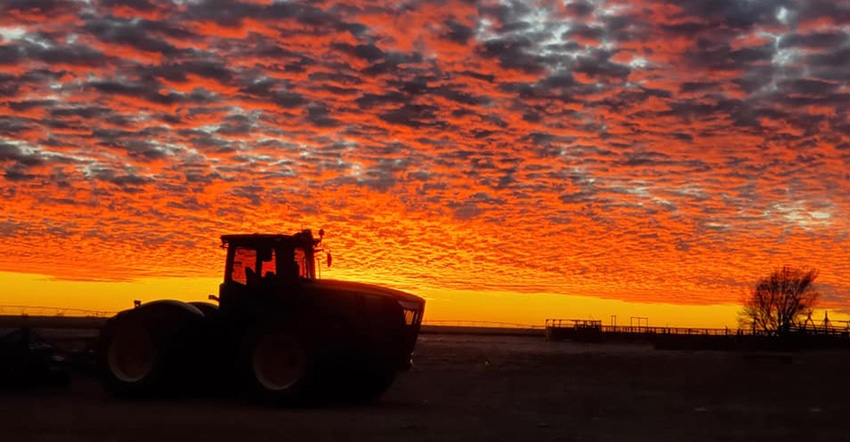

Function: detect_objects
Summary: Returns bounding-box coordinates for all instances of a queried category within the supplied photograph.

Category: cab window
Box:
[258,248,277,282]
[231,247,257,285]
[294,247,309,279]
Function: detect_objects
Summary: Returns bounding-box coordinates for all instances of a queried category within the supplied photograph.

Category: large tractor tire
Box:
[98,301,204,397]
[241,326,320,406]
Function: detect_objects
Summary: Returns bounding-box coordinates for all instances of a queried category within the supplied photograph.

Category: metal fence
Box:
[545,318,850,337]
[0,305,115,318]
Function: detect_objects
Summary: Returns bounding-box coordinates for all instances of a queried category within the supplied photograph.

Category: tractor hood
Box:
[304,279,424,305]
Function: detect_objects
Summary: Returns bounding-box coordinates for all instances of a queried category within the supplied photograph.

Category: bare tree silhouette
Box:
[741,266,820,336]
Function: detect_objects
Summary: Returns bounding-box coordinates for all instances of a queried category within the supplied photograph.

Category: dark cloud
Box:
[305,103,341,128]
[355,91,408,109]
[564,23,606,42]
[271,91,306,109]
[90,168,153,188]
[88,80,189,106]
[572,50,631,81]
[8,100,58,112]
[19,40,107,67]
[380,104,444,128]
[444,20,475,44]
[0,46,23,65]
[0,117,33,137]
[477,36,546,74]
[565,1,594,17]
[97,0,158,11]
[84,17,180,55]
[670,0,786,29]
[332,43,385,63]
[1,0,79,16]
[778,78,840,96]
[779,32,849,50]
[0,142,44,167]
[3,165,36,181]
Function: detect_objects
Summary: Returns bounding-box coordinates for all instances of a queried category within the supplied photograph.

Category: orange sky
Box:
[1,0,849,328]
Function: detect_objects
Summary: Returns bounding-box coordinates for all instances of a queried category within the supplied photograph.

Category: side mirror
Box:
[326,252,332,268]
[208,294,220,303]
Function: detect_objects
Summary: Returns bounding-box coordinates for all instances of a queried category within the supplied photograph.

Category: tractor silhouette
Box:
[97,229,425,405]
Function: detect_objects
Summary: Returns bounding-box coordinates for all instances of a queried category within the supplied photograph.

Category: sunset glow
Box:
[1,0,849,327]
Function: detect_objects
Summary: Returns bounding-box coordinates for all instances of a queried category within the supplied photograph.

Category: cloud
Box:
[0,0,848,309]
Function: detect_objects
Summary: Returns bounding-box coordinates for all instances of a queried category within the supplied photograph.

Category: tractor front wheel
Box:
[242,328,318,406]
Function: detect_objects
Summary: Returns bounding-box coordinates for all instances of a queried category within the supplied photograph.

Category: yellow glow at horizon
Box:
[417,287,743,329]
[0,271,222,314]
[1,271,845,329]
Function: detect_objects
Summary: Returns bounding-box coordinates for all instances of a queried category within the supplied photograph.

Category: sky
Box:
[1,0,849,328]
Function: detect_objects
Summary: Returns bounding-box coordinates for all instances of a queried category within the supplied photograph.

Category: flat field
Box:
[1,334,849,441]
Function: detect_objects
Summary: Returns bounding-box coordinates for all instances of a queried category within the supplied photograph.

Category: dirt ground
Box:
[2,334,849,442]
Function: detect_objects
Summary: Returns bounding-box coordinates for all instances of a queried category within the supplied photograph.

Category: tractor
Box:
[97,229,425,405]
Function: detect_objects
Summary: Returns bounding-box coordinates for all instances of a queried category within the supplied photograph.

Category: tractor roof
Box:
[220,230,320,248]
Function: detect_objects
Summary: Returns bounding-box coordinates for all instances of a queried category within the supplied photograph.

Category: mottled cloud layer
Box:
[1,0,849,306]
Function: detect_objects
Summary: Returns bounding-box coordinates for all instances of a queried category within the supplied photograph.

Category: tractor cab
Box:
[217,230,324,316]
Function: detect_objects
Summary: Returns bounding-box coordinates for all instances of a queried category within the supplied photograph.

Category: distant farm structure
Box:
[544,316,850,350]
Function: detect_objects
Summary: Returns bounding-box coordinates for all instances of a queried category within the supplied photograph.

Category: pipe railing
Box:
[545,318,850,337]
[0,305,115,318]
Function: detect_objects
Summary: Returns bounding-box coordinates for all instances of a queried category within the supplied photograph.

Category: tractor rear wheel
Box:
[98,303,203,397]
[107,319,157,384]
[99,316,163,396]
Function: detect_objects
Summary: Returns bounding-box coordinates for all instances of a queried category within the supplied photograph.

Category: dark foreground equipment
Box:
[97,229,425,405]
[0,328,72,390]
